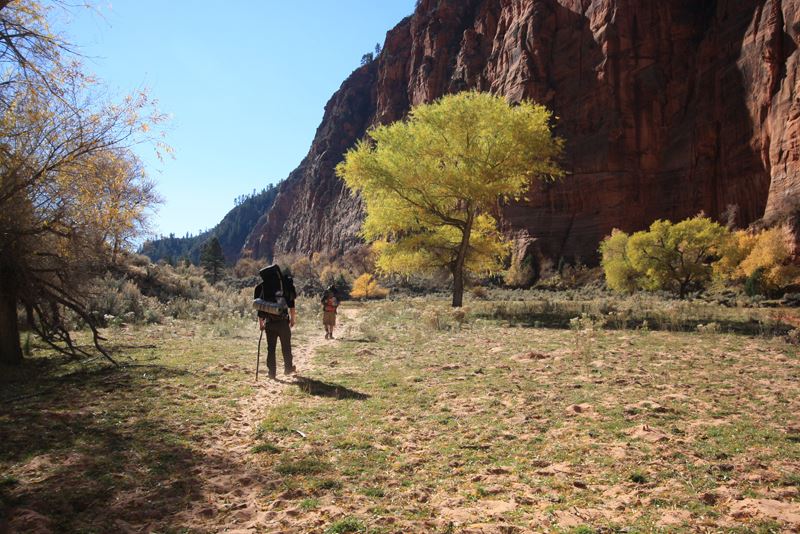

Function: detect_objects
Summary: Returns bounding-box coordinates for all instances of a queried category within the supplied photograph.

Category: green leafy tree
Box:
[600,216,730,298]
[337,91,563,306]
[200,236,225,284]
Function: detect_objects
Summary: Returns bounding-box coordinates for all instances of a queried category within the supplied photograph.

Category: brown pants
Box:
[264,318,293,375]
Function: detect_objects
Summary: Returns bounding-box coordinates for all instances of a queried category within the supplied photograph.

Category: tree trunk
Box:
[452,267,465,307]
[451,212,474,308]
[0,269,23,365]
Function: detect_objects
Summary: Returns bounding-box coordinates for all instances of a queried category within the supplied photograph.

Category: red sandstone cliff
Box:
[244,0,800,269]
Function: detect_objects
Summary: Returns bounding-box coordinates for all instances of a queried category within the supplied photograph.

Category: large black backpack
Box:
[253,264,296,318]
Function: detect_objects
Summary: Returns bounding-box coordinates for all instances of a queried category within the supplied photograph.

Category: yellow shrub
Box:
[736,226,799,292]
[350,273,389,300]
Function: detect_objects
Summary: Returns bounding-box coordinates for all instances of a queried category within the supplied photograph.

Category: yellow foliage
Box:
[719,226,800,293]
[713,230,756,282]
[600,216,730,297]
[599,229,640,293]
[373,214,511,277]
[0,1,168,360]
[504,254,535,288]
[336,91,562,304]
[603,216,800,296]
[350,273,389,300]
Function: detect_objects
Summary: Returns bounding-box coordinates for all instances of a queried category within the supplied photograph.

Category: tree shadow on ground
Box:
[290,376,370,400]
[474,309,792,337]
[0,358,245,533]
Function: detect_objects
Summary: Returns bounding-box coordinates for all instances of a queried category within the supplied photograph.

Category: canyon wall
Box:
[244,0,800,268]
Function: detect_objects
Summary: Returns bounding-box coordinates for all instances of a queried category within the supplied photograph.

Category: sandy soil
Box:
[164,309,364,533]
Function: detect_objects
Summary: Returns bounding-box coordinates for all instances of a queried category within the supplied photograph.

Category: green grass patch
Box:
[325,516,367,533]
[275,457,331,476]
[251,442,281,454]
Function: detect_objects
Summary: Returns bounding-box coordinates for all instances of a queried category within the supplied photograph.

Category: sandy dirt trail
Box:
[162,307,364,533]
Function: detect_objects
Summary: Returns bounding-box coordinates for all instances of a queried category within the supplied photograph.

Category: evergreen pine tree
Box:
[201,236,225,284]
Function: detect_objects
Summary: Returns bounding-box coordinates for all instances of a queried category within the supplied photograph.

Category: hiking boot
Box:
[284,365,296,375]
[268,371,277,380]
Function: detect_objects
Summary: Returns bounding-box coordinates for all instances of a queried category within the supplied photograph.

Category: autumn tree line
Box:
[3,2,799,370]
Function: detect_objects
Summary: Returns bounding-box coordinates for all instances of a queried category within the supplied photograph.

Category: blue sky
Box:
[60,1,415,238]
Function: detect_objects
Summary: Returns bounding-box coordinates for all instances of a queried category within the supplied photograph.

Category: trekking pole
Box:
[256,329,264,381]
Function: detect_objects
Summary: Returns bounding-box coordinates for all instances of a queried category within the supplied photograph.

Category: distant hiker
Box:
[321,286,339,339]
[253,264,297,379]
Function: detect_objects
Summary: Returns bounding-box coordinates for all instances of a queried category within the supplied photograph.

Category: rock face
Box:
[244,0,800,267]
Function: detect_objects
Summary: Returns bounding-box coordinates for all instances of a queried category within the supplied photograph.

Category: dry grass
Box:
[1,297,798,533]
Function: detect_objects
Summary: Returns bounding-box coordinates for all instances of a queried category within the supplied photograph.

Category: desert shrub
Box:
[283,256,322,295]
[79,252,256,325]
[785,328,800,345]
[144,308,164,324]
[88,275,148,323]
[350,273,389,300]
[319,265,353,296]
[359,320,380,341]
[504,255,535,288]
[539,260,602,290]
[600,216,730,297]
[570,313,602,355]
[559,263,601,288]
[289,257,317,281]
[310,251,335,272]
[233,257,261,279]
[341,245,376,275]
[470,285,489,299]
[696,322,720,334]
[744,267,766,297]
[422,309,449,331]
[128,253,151,268]
[451,306,470,329]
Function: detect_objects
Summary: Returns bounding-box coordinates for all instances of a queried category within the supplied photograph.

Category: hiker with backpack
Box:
[253,264,297,379]
[321,286,339,339]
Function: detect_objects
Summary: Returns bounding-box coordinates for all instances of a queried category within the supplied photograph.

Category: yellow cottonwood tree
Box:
[336,91,563,307]
[716,226,800,295]
[600,216,730,297]
[350,273,388,300]
[0,1,164,366]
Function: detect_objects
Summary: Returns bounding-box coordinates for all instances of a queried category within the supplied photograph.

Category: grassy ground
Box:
[0,310,302,533]
[1,296,799,533]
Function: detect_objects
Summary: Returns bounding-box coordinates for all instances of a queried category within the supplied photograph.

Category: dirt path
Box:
[165,306,365,533]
